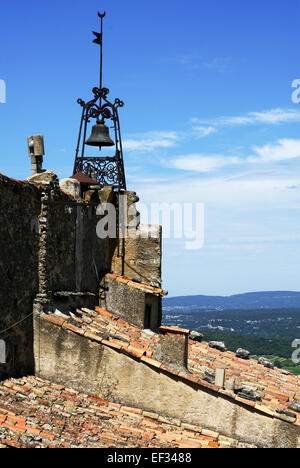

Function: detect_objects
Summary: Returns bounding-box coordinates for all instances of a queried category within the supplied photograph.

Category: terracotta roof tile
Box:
[104,273,168,297]
[41,307,300,426]
[159,325,190,335]
[0,376,251,448]
[188,339,300,421]
[70,172,100,185]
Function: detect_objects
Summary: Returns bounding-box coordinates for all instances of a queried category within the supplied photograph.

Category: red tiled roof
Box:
[159,325,190,336]
[42,307,159,357]
[0,172,28,184]
[189,340,300,423]
[41,307,300,427]
[70,172,99,185]
[0,376,251,448]
[104,273,168,297]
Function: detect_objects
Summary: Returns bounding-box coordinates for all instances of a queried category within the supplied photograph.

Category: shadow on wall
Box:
[0,175,40,379]
[0,315,35,381]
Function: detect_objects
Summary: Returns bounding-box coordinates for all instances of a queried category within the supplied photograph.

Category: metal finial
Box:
[92,12,106,109]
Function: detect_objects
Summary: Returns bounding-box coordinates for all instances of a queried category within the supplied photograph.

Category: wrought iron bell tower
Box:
[73,12,126,190]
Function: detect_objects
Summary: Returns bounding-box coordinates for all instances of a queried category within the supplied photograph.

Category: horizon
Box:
[165,289,300,299]
[1,0,300,297]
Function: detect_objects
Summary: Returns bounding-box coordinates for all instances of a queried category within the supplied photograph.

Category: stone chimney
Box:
[157,325,189,372]
[27,135,45,175]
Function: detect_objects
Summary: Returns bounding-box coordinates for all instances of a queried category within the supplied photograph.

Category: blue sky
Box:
[1,0,300,297]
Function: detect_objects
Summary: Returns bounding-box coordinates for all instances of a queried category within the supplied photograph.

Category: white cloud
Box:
[123,131,181,152]
[171,154,240,172]
[249,138,300,163]
[204,57,231,73]
[166,55,195,65]
[123,139,173,152]
[135,172,300,210]
[218,116,253,126]
[193,108,300,127]
[169,138,300,174]
[219,235,300,244]
[124,109,300,154]
[250,109,300,124]
[192,126,217,138]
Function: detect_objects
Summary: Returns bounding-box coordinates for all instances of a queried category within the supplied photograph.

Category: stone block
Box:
[158,328,188,371]
[27,170,59,185]
[209,341,226,352]
[215,368,225,387]
[59,178,81,199]
[236,348,250,359]
[258,357,274,369]
[190,331,203,342]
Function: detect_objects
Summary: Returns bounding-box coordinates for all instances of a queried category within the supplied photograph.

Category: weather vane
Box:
[73,12,126,189]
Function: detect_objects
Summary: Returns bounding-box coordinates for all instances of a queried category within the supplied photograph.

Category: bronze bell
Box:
[85,120,115,147]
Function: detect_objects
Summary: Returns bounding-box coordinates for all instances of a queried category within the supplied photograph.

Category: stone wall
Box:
[97,189,163,288]
[0,175,104,377]
[34,315,300,449]
[154,327,189,372]
[85,188,163,289]
[100,275,162,330]
[0,172,163,377]
[0,175,40,377]
[45,196,103,295]
[111,225,162,287]
[24,179,109,307]
[145,294,161,331]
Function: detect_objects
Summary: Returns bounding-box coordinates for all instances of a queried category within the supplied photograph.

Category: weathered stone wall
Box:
[102,276,148,329]
[101,276,162,330]
[0,173,163,378]
[46,198,77,292]
[45,197,102,294]
[111,225,162,287]
[0,175,40,377]
[153,332,188,372]
[0,175,105,377]
[83,188,163,289]
[34,316,300,448]
[32,180,108,307]
[145,294,161,331]
[96,189,163,288]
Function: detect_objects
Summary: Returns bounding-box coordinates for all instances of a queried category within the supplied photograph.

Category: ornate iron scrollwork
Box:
[74,158,120,186]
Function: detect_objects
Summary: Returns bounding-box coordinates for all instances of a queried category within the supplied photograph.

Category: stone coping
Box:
[104,273,168,297]
[159,325,190,336]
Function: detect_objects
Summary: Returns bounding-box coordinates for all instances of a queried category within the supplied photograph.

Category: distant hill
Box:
[163,291,300,311]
